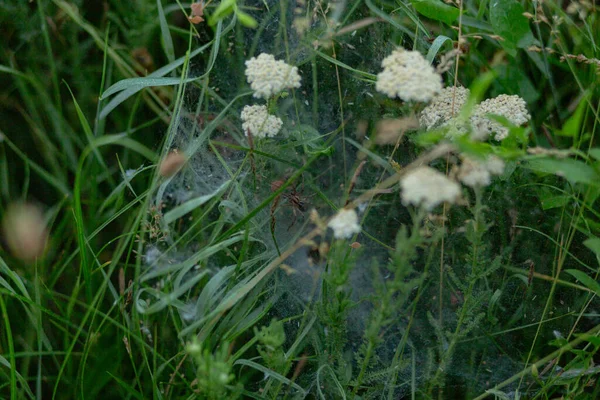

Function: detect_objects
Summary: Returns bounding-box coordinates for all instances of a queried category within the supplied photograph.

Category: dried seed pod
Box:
[159,151,186,177]
[188,2,205,24]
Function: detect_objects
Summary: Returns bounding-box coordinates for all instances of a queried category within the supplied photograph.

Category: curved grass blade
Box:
[426,35,452,63]
[99,19,232,119]
[163,180,231,225]
[366,0,415,38]
[157,0,175,63]
[234,359,307,396]
[565,269,600,297]
[313,50,377,81]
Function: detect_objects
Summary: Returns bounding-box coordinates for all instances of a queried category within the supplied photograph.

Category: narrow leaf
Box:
[558,93,588,138]
[163,180,230,224]
[525,158,599,186]
[539,194,570,210]
[65,84,107,169]
[565,269,600,296]
[157,0,175,63]
[426,35,452,62]
[234,359,307,395]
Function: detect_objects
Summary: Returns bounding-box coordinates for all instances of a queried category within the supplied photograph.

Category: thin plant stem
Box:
[431,186,483,395]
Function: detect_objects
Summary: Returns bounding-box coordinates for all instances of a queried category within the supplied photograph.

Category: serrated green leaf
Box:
[525,158,599,186]
[411,0,459,26]
[565,269,600,296]
[489,0,534,57]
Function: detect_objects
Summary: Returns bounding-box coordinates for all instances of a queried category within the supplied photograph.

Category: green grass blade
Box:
[157,0,175,64]
[0,294,17,400]
[564,269,600,297]
[65,83,107,170]
[234,359,307,396]
[313,49,377,80]
[163,180,231,224]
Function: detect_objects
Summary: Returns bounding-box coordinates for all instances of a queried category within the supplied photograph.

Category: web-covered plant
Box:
[96,0,600,398]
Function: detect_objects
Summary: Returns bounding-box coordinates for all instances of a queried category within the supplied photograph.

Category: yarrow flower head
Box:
[457,155,505,188]
[241,105,283,138]
[471,94,531,141]
[376,48,443,102]
[245,53,301,99]
[419,86,470,130]
[400,166,461,210]
[328,208,361,239]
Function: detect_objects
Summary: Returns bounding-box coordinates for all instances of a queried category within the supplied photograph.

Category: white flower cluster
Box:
[458,155,505,188]
[240,105,283,138]
[400,166,461,210]
[419,86,470,130]
[471,94,531,141]
[328,208,361,239]
[245,53,302,99]
[419,88,531,143]
[376,48,443,102]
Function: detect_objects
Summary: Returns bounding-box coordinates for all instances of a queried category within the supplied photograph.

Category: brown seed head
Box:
[159,151,186,177]
[375,117,419,145]
[131,48,154,72]
[270,179,285,192]
[2,202,48,262]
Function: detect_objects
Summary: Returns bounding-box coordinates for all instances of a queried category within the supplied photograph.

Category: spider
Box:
[270,178,311,231]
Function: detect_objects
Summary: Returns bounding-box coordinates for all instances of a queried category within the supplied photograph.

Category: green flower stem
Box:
[430,188,484,394]
[352,210,426,398]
